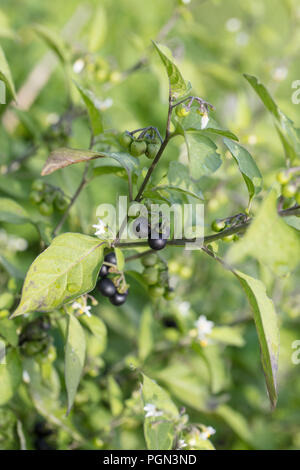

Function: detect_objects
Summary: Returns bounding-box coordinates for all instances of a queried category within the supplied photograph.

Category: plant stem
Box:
[116,204,300,248]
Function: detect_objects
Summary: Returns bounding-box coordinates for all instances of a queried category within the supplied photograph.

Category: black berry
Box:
[148,234,167,251]
[104,252,117,265]
[97,278,116,297]
[109,291,128,306]
[99,264,109,278]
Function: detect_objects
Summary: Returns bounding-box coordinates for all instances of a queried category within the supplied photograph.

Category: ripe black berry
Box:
[104,252,117,265]
[99,264,109,278]
[97,278,116,297]
[109,291,128,306]
[148,234,167,251]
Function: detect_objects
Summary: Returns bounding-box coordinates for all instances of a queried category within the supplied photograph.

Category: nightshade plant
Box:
[0,1,300,451]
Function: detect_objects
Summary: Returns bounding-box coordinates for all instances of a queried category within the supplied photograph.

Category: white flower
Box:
[199,426,216,440]
[22,370,30,384]
[195,315,214,342]
[73,58,85,74]
[144,403,163,419]
[177,439,187,449]
[226,18,241,33]
[201,112,209,130]
[93,218,107,237]
[178,301,191,317]
[72,301,92,317]
[182,0,191,4]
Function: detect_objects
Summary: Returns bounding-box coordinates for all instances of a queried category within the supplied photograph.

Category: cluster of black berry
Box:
[141,253,175,300]
[119,130,160,160]
[97,252,128,306]
[30,179,69,216]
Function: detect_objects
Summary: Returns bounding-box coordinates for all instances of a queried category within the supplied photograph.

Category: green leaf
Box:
[12,233,105,317]
[156,161,203,201]
[0,175,27,199]
[185,133,222,178]
[202,345,228,394]
[0,198,30,224]
[179,109,239,141]
[138,307,154,361]
[79,315,107,355]
[0,255,25,279]
[209,326,245,347]
[244,74,280,120]
[216,404,253,445]
[244,74,300,163]
[32,24,69,64]
[0,45,16,101]
[88,6,107,52]
[107,376,123,416]
[235,271,279,409]
[114,248,125,272]
[0,319,18,346]
[153,42,187,99]
[74,82,103,136]
[0,349,22,405]
[65,313,86,414]
[228,189,300,275]
[142,374,178,450]
[224,138,262,204]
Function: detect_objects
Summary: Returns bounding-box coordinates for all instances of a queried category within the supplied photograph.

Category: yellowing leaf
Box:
[12,233,105,317]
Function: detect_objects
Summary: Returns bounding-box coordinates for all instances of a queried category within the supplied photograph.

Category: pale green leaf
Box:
[108,376,123,416]
[138,307,154,361]
[224,138,262,203]
[65,313,86,414]
[0,349,22,405]
[228,189,300,275]
[0,197,30,224]
[33,24,69,64]
[114,248,125,272]
[74,82,103,136]
[217,404,253,444]
[0,45,16,100]
[235,271,279,409]
[179,109,239,141]
[79,315,107,354]
[142,374,178,450]
[185,133,222,178]
[0,319,18,346]
[12,233,105,317]
[153,42,187,99]
[88,6,107,52]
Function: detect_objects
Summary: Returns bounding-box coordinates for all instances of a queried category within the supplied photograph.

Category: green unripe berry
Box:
[149,285,165,298]
[276,170,291,185]
[179,265,193,279]
[32,179,45,192]
[8,278,18,293]
[54,193,69,212]
[141,253,158,267]
[145,143,160,160]
[38,202,54,216]
[211,219,226,232]
[29,190,43,204]
[0,292,14,310]
[164,288,175,301]
[130,140,147,157]
[158,270,168,284]
[119,132,133,148]
[143,267,159,286]
[282,183,297,199]
[223,234,236,243]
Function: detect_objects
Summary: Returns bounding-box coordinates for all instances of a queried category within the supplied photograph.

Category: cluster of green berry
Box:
[30,180,69,216]
[97,252,129,306]
[141,253,175,300]
[276,169,300,204]
[19,316,52,357]
[211,218,240,242]
[119,131,161,159]
[85,56,122,84]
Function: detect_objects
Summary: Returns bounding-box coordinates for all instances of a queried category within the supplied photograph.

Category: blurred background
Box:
[0,0,300,450]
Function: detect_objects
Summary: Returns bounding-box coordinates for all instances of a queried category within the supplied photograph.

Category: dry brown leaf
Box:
[41,147,105,175]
